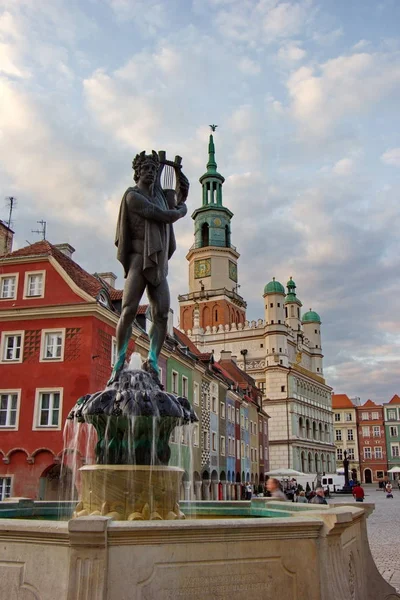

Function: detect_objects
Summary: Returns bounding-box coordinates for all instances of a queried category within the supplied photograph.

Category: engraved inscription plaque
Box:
[138,557,296,600]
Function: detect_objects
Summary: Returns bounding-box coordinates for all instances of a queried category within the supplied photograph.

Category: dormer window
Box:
[98,292,109,308]
[24,271,45,299]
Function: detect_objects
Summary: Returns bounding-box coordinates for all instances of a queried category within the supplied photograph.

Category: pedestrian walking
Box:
[352,482,365,503]
[385,482,393,499]
[266,478,287,501]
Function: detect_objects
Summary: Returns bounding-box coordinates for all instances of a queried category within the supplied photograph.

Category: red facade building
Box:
[356,400,388,484]
[0,239,135,500]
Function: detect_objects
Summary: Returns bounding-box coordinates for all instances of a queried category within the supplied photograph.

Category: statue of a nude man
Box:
[109,150,188,384]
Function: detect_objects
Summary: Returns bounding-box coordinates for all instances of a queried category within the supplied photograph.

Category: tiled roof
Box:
[332,394,355,409]
[173,328,201,355]
[388,394,400,405]
[363,399,379,408]
[3,240,124,302]
[218,359,257,389]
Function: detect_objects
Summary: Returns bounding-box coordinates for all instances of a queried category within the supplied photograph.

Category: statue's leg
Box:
[146,277,170,374]
[108,256,146,384]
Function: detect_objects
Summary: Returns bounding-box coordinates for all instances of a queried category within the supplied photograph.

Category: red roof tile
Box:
[363,399,378,407]
[332,394,355,409]
[388,394,400,405]
[173,328,201,355]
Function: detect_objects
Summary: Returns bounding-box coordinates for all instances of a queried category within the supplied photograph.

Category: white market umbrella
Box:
[387,467,400,473]
[265,468,306,478]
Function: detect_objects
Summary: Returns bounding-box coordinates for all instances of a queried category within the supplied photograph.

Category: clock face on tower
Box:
[229,260,237,282]
[194,258,211,279]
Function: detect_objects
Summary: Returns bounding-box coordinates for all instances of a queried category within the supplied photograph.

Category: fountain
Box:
[0,147,398,600]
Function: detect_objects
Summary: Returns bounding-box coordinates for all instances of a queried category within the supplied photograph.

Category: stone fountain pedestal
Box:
[75,465,185,521]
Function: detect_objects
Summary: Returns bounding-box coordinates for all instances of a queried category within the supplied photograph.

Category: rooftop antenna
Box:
[5,196,16,229]
[32,220,47,240]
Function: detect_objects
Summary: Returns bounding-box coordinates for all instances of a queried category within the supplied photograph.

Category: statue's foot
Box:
[142,360,163,389]
[107,364,123,386]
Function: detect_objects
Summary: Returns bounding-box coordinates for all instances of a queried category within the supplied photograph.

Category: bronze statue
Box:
[109,150,188,383]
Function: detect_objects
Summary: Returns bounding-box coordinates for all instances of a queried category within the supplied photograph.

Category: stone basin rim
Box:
[79,464,185,472]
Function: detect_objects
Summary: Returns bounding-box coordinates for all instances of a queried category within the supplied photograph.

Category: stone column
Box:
[194,481,202,500]
[202,481,210,500]
[235,484,241,500]
[183,481,191,501]
[221,482,227,500]
[67,516,108,600]
[211,482,219,500]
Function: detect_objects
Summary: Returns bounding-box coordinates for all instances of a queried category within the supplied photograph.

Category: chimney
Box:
[54,243,75,258]
[220,350,232,362]
[0,221,14,256]
[97,272,117,288]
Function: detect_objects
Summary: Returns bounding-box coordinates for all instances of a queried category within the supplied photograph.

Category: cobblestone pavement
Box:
[328,484,400,592]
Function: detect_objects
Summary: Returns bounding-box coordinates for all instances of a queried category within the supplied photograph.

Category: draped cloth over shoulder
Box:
[115,185,177,286]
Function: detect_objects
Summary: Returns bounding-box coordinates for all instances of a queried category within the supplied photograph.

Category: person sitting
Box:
[296,490,308,504]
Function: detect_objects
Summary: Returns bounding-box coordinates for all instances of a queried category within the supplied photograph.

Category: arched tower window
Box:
[201,222,209,247]
[290,306,294,317]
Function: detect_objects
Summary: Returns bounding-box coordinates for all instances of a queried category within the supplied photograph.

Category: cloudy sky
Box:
[1,0,399,403]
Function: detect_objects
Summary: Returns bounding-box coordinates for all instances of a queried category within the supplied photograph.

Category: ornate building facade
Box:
[179,134,336,479]
[332,394,360,480]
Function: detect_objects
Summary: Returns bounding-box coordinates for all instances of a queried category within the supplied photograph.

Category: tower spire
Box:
[207,124,218,174]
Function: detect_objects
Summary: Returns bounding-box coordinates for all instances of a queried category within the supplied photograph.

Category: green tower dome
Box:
[302,309,321,324]
[284,276,302,306]
[264,277,285,294]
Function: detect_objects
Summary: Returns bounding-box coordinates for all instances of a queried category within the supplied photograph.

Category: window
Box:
[264,447,268,460]
[0,477,12,500]
[371,412,379,420]
[212,432,217,452]
[373,426,380,437]
[1,332,23,362]
[212,396,217,413]
[0,274,17,300]
[347,429,354,441]
[335,429,342,441]
[337,448,343,461]
[254,421,257,435]
[264,422,267,435]
[345,413,352,422]
[270,303,273,308]
[241,413,244,428]
[0,391,19,428]
[246,444,249,458]
[193,423,199,446]
[258,381,266,394]
[250,448,254,462]
[374,447,382,459]
[390,426,398,437]
[245,417,249,430]
[220,402,225,419]
[236,408,240,424]
[254,448,257,462]
[387,410,396,421]
[34,390,62,429]
[24,271,45,298]
[172,371,178,394]
[362,426,370,437]
[193,382,200,406]
[334,413,340,422]
[111,338,117,366]
[277,303,280,307]
[237,440,240,458]
[259,444,262,459]
[41,330,65,361]
[220,435,225,456]
[281,386,285,393]
[361,412,369,420]
[203,431,209,450]
[347,448,355,460]
[241,441,244,458]
[391,444,400,458]
[364,447,371,459]
[376,470,384,479]
[182,376,188,398]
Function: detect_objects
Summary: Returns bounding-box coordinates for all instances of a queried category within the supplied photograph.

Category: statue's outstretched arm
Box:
[127,191,186,223]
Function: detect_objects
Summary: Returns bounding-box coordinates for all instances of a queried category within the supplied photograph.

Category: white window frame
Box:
[347,429,354,441]
[335,429,342,441]
[347,448,355,460]
[390,426,398,437]
[361,412,369,421]
[182,376,188,398]
[0,272,18,300]
[387,410,397,421]
[237,439,240,458]
[391,444,400,458]
[236,408,240,424]
[193,382,200,406]
[212,432,217,452]
[374,447,383,459]
[220,435,225,456]
[364,447,372,459]
[23,270,46,299]
[0,330,24,363]
[241,441,244,458]
[373,426,381,437]
[33,388,63,430]
[337,448,343,460]
[220,401,225,419]
[371,412,379,420]
[0,389,21,430]
[171,370,178,394]
[111,337,117,366]
[40,329,66,362]
[193,423,199,446]
[0,475,13,500]
[362,426,370,437]
[345,413,352,422]
[334,413,341,422]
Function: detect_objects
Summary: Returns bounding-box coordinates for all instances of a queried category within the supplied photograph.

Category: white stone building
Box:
[178,132,336,481]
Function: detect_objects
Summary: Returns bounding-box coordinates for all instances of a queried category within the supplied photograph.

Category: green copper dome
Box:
[284,276,302,306]
[302,309,321,324]
[264,277,285,294]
